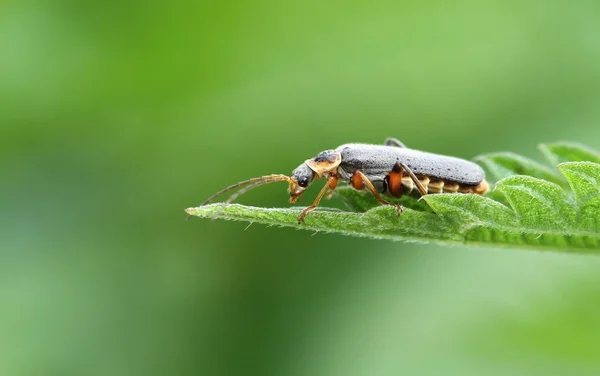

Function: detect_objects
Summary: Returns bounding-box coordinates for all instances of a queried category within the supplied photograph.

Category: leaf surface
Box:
[187,143,600,254]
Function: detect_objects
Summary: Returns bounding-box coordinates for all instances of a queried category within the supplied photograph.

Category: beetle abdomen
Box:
[400,176,489,195]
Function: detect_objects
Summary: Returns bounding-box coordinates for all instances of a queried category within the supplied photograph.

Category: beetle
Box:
[201,138,489,223]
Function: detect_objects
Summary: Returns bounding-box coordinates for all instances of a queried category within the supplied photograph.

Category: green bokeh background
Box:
[2,1,600,375]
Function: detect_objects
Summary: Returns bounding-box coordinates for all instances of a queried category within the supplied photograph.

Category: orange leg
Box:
[298,175,339,223]
[387,163,404,198]
[352,170,404,216]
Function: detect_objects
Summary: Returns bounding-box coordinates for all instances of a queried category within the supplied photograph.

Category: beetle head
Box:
[288,150,342,203]
[289,163,314,203]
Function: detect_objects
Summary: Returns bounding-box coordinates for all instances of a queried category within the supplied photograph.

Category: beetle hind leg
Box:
[384,138,406,148]
[390,163,428,197]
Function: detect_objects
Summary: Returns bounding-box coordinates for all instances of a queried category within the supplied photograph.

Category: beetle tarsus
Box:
[297,207,314,224]
[394,203,404,217]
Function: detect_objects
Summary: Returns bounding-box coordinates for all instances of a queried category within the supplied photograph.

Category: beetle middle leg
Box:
[350,170,404,216]
[298,175,339,223]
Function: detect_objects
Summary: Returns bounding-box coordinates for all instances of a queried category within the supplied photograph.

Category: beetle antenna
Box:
[223,180,272,205]
[210,179,279,219]
[201,174,294,206]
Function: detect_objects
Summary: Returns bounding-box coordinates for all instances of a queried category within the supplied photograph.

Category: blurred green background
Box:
[2,0,600,375]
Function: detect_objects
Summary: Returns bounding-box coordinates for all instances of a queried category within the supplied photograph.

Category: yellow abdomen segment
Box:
[401,177,489,195]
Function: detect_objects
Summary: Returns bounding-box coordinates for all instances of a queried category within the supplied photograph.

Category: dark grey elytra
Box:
[335,143,485,186]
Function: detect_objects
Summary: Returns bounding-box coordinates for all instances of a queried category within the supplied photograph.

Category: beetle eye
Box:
[298,177,310,187]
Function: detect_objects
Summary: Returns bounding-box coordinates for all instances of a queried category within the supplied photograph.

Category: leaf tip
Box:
[185,207,195,215]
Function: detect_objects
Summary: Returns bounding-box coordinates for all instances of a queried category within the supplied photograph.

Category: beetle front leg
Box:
[297,175,339,224]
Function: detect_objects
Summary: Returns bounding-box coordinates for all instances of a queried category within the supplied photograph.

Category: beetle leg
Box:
[298,175,339,223]
[384,138,406,148]
[387,163,404,198]
[352,171,404,216]
[397,163,428,196]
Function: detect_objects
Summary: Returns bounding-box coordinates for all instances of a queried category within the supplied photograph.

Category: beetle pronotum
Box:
[201,138,489,223]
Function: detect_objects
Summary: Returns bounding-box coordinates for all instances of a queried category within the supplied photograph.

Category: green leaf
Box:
[186,203,460,243]
[558,162,600,205]
[474,152,563,184]
[495,176,576,231]
[540,142,600,165]
[423,194,515,228]
[579,197,600,233]
[335,186,431,212]
[187,142,600,254]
